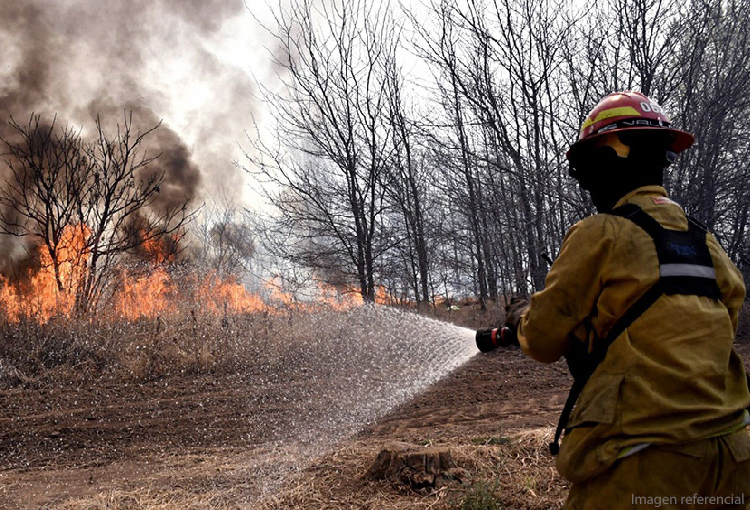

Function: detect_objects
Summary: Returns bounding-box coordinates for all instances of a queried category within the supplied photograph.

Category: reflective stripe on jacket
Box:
[517,185,750,483]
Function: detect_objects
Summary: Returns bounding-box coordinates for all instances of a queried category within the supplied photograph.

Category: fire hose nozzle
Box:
[476,327,516,352]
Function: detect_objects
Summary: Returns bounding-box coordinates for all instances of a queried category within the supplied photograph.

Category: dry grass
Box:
[0,298,507,390]
[0,309,293,387]
[27,444,312,509]
[59,489,229,510]
[254,428,567,510]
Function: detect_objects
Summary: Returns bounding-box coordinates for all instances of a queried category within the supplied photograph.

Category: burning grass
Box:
[0,278,364,390]
[0,224,371,387]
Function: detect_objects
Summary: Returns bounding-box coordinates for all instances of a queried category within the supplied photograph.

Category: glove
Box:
[504,297,529,331]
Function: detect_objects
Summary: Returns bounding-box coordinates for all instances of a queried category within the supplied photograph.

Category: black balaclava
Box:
[569,131,673,213]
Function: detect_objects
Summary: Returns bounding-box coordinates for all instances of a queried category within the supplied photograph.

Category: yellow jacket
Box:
[518,186,750,483]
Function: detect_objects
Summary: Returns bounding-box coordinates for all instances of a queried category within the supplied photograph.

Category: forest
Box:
[245,0,750,308]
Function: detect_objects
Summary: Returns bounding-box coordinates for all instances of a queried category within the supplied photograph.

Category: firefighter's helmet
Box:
[567,91,694,160]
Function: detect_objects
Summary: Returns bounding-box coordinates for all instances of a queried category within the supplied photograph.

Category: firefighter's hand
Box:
[504,297,529,331]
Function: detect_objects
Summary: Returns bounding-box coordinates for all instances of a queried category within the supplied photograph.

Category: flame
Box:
[0,224,90,322]
[264,280,296,307]
[110,230,183,319]
[0,277,22,322]
[375,285,390,305]
[140,230,181,265]
[198,273,268,314]
[314,283,363,310]
[0,225,397,323]
[114,268,176,320]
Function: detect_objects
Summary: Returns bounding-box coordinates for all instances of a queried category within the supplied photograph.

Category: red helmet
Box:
[567,91,694,158]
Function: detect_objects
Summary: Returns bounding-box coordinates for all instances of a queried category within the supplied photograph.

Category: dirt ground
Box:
[1,342,748,509]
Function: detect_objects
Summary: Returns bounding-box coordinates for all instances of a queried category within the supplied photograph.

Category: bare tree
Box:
[193,192,255,278]
[0,116,90,294]
[666,0,750,237]
[0,112,193,312]
[383,53,433,306]
[245,0,396,301]
[409,0,579,297]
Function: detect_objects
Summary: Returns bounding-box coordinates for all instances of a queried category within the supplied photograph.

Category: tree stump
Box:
[365,442,469,490]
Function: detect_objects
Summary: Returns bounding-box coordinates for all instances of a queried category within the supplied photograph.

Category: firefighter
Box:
[508,91,750,509]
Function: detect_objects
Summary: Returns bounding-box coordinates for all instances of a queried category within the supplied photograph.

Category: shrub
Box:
[455,480,502,510]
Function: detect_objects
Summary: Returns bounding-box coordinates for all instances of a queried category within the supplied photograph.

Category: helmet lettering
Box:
[642,101,663,114]
[622,119,648,126]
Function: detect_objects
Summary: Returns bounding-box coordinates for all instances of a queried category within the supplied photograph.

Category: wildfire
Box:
[0,223,396,323]
[264,280,296,307]
[198,274,267,315]
[0,224,90,322]
[317,283,364,310]
[114,268,175,320]
[140,229,181,265]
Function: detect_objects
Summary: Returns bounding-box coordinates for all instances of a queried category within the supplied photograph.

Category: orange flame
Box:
[198,273,268,314]
[0,225,398,323]
[315,283,363,310]
[0,277,22,322]
[0,224,90,322]
[140,230,181,265]
[264,280,297,307]
[114,268,175,320]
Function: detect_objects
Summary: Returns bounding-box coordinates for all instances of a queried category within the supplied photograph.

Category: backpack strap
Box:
[613,204,720,299]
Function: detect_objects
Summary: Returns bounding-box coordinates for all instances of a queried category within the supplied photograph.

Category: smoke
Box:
[0,0,266,277]
[0,0,262,190]
[0,4,50,117]
[84,96,202,216]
